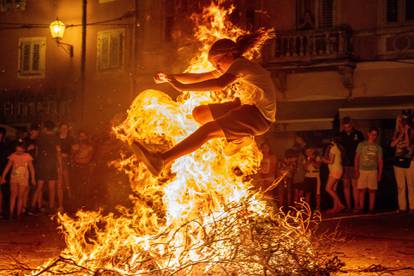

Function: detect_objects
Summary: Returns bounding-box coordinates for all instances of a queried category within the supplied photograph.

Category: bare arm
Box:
[377,156,383,182]
[170,72,220,84]
[167,73,237,92]
[323,152,334,165]
[391,131,401,148]
[1,160,12,184]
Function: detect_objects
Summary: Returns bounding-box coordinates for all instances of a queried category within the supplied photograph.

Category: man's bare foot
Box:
[130,141,164,176]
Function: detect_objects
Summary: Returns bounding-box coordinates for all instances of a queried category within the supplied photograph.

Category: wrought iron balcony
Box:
[269,27,351,63]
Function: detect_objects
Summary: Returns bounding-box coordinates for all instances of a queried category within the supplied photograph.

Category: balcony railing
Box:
[269,28,351,63]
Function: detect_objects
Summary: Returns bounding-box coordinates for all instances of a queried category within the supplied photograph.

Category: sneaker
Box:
[130,141,164,176]
[223,136,254,156]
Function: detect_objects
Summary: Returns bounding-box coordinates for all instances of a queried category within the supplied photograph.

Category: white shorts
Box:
[357,170,378,190]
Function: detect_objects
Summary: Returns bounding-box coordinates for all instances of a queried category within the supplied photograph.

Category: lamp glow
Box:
[49,19,65,40]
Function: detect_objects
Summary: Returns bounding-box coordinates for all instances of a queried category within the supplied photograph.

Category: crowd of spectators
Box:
[256,113,414,216]
[1,112,413,219]
[0,121,129,219]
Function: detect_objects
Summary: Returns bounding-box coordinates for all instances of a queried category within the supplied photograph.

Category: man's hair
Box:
[342,117,352,125]
[44,120,55,131]
[209,29,274,58]
[0,127,6,135]
[369,126,379,133]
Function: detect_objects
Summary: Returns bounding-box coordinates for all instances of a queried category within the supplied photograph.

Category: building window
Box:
[406,0,414,21]
[296,0,335,30]
[0,0,26,11]
[319,0,334,28]
[18,37,46,78]
[97,29,124,71]
[385,0,414,24]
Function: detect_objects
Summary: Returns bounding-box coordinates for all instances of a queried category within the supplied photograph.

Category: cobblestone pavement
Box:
[0,211,413,275]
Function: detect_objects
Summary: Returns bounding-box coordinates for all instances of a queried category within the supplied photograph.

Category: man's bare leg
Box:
[343,178,351,209]
[352,178,359,209]
[133,121,226,176]
[162,121,225,164]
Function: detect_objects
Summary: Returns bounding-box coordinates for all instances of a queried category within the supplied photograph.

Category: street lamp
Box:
[49,19,74,57]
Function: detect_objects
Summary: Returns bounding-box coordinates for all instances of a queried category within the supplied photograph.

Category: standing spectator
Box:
[323,135,345,214]
[354,127,383,213]
[1,140,36,218]
[57,123,74,212]
[340,117,364,212]
[25,124,40,159]
[303,146,322,210]
[71,131,94,209]
[277,149,297,208]
[254,142,277,198]
[32,121,61,213]
[0,127,12,219]
[24,124,40,214]
[391,114,413,213]
[292,135,306,204]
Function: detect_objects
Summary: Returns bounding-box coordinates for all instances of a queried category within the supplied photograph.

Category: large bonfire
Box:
[31,2,325,275]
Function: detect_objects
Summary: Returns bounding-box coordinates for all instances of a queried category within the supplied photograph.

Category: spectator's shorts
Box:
[343,166,356,180]
[329,169,343,180]
[209,101,271,141]
[36,161,58,181]
[357,170,378,190]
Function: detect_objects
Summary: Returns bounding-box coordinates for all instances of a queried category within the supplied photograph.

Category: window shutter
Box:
[386,0,399,23]
[319,0,334,28]
[32,43,40,71]
[109,32,121,68]
[98,33,110,70]
[1,0,12,11]
[118,32,124,68]
[97,30,124,71]
[21,42,31,72]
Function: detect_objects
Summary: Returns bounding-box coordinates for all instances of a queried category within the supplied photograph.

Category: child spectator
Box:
[391,114,413,213]
[323,134,345,214]
[354,127,383,214]
[1,140,36,218]
[303,146,322,210]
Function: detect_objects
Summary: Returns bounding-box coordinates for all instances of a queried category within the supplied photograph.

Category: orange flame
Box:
[32,2,319,275]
